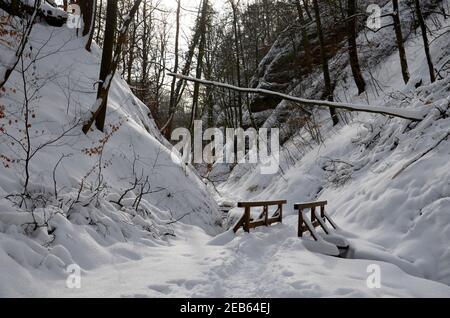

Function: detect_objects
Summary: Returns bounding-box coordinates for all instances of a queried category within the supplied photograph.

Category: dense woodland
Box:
[2,0,447,138]
[72,0,448,137]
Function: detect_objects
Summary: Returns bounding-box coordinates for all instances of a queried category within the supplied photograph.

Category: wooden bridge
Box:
[295,201,338,240]
[233,200,348,254]
[233,200,286,233]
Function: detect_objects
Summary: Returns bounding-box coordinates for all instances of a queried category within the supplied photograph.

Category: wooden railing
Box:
[294,201,338,240]
[233,200,287,233]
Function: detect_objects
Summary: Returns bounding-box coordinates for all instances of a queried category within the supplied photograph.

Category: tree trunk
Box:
[141,0,149,96]
[78,0,94,36]
[83,0,142,134]
[312,0,339,125]
[230,0,243,127]
[96,0,103,44]
[161,2,203,135]
[127,5,138,84]
[93,0,117,132]
[78,0,96,51]
[392,0,410,84]
[165,0,181,138]
[190,0,209,131]
[347,0,366,95]
[303,0,313,20]
[414,0,436,83]
[295,0,312,73]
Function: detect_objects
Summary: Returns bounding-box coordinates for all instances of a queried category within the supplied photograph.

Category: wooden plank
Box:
[314,210,330,235]
[243,206,251,233]
[264,206,269,226]
[267,217,281,226]
[233,214,246,233]
[294,201,328,210]
[301,211,319,241]
[249,220,266,229]
[299,219,326,233]
[298,209,304,237]
[238,200,287,208]
[279,204,283,223]
[324,211,338,230]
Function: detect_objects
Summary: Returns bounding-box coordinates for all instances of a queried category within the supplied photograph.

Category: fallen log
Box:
[167,73,427,122]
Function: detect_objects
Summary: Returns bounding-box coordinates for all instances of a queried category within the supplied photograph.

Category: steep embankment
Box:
[219,1,450,286]
[0,11,221,296]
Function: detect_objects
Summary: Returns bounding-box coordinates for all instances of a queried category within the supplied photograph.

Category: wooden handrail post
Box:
[311,206,316,224]
[298,209,304,237]
[279,204,283,223]
[264,205,269,226]
[243,206,251,233]
[321,205,325,219]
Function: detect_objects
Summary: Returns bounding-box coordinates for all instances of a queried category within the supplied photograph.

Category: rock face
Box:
[247,0,438,134]
[248,2,349,117]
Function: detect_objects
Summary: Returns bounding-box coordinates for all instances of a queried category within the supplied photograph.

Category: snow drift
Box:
[0,10,221,296]
[218,0,450,286]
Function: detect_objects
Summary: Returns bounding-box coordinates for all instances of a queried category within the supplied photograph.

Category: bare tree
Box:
[347,0,366,95]
[294,0,312,73]
[414,0,436,83]
[83,0,143,133]
[229,0,243,127]
[78,0,96,51]
[164,0,181,138]
[392,0,410,84]
[312,0,339,126]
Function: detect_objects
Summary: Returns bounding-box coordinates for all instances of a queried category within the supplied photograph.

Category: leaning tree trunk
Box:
[392,0,410,84]
[347,0,366,95]
[83,0,142,134]
[414,0,435,83]
[312,0,339,126]
[92,0,117,132]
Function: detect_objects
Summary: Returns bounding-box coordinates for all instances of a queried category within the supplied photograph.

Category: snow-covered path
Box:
[41,217,450,298]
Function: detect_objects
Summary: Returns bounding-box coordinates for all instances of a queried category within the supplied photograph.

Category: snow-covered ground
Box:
[1,3,450,298]
[217,0,450,291]
[0,11,222,297]
[8,222,450,298]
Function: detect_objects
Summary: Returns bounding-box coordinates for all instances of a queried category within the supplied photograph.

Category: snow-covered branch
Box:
[167,73,427,122]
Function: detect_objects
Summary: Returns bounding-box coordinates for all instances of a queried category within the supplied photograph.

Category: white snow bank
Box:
[0,10,221,296]
[219,6,450,287]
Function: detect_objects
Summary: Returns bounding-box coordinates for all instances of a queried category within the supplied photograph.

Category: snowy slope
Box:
[0,12,221,296]
[5,223,450,298]
[218,2,450,286]
[1,5,450,298]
